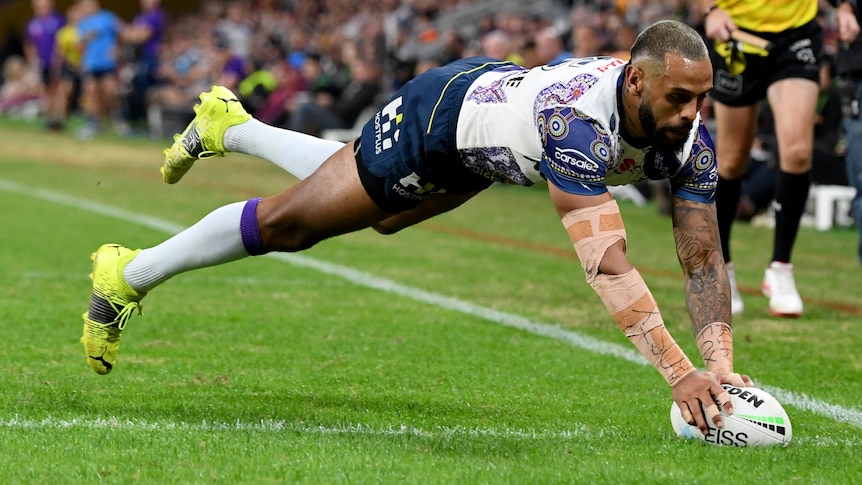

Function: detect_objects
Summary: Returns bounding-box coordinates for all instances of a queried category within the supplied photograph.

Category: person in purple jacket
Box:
[24,0,64,126]
[125,0,166,127]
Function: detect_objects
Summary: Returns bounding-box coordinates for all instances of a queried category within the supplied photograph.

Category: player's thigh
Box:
[766,78,819,172]
[258,141,390,249]
[712,101,759,178]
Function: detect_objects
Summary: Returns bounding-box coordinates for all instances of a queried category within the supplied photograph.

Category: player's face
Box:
[641,55,712,152]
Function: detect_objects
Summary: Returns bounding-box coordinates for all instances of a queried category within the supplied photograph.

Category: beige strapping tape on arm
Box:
[561,199,626,285]
[594,269,695,387]
[562,201,694,386]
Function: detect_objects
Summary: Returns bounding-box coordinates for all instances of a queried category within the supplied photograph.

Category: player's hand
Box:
[671,370,732,435]
[703,7,738,43]
[714,369,754,387]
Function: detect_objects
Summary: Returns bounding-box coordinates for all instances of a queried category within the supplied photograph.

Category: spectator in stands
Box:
[519,39,542,69]
[215,1,253,60]
[124,0,166,130]
[145,27,213,137]
[75,0,124,139]
[534,27,571,66]
[605,22,638,59]
[25,0,64,127]
[810,53,848,187]
[0,55,43,118]
[480,30,524,65]
[206,37,247,92]
[438,29,467,65]
[48,3,83,131]
[252,60,305,127]
[571,24,605,57]
[837,1,862,265]
[298,53,334,98]
[288,57,381,137]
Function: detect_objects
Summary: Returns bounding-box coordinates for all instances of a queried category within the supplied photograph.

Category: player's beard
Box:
[638,100,692,154]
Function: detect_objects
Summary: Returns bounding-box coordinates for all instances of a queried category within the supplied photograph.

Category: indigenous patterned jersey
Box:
[455,57,718,203]
[715,0,817,33]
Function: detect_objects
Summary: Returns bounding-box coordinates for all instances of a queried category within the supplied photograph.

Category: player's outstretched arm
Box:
[670,196,753,388]
[548,185,731,433]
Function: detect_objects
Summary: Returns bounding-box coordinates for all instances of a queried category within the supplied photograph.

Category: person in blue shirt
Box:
[75,0,123,138]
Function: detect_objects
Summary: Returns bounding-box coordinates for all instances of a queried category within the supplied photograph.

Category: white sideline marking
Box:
[0,416,858,447]
[2,179,861,432]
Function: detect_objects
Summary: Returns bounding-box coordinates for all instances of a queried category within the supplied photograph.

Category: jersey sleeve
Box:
[537,106,611,195]
[669,124,718,203]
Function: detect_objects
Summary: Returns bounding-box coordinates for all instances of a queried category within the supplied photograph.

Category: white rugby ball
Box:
[670,384,792,447]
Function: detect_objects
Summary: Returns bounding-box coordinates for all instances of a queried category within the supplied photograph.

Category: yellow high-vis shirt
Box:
[716,0,817,32]
[56,25,81,69]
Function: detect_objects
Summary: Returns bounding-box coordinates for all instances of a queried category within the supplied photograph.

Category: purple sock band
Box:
[240,198,265,256]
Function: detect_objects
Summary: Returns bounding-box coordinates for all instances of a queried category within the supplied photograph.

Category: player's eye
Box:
[668,93,689,104]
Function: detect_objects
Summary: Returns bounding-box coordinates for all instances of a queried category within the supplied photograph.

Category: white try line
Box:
[0,416,859,447]
[2,178,861,432]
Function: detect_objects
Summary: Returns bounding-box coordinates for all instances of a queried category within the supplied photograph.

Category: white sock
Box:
[123,201,249,292]
[224,119,344,180]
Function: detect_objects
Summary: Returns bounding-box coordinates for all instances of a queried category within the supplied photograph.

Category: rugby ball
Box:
[670,384,792,447]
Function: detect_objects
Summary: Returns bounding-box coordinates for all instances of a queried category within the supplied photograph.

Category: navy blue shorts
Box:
[356,57,517,213]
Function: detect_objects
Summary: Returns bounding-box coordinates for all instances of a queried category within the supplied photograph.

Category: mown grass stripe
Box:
[0,416,857,447]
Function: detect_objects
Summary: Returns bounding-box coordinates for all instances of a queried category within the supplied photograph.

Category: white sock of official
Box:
[123,201,249,292]
[223,119,345,180]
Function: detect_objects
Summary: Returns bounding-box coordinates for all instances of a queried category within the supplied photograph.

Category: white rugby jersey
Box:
[455,56,718,203]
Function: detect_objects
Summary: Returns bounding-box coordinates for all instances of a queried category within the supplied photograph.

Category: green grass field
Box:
[1,119,860,484]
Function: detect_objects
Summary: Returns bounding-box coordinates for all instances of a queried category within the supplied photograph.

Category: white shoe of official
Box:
[726,262,744,315]
[762,262,803,317]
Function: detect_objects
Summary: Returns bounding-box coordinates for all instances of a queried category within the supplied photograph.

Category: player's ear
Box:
[624,63,645,97]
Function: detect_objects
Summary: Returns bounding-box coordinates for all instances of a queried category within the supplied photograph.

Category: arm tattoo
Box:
[671,197,732,336]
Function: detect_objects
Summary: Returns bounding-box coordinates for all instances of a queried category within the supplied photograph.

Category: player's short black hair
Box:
[630,20,708,65]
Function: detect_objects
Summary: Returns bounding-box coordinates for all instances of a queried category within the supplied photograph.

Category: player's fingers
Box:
[741,374,754,387]
[680,402,694,425]
[723,372,747,387]
[715,389,733,415]
[704,399,723,429]
[690,400,710,435]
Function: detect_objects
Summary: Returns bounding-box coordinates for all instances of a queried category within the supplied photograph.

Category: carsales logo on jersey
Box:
[554,147,599,172]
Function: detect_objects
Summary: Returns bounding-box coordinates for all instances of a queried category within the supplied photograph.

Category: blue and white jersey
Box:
[455,57,717,203]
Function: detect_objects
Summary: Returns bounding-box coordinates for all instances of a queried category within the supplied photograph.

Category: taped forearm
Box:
[562,200,626,284]
[591,269,696,386]
[561,201,694,386]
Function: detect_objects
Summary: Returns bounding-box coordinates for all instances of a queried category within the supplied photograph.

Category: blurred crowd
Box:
[1,0,699,138]
[0,0,853,202]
